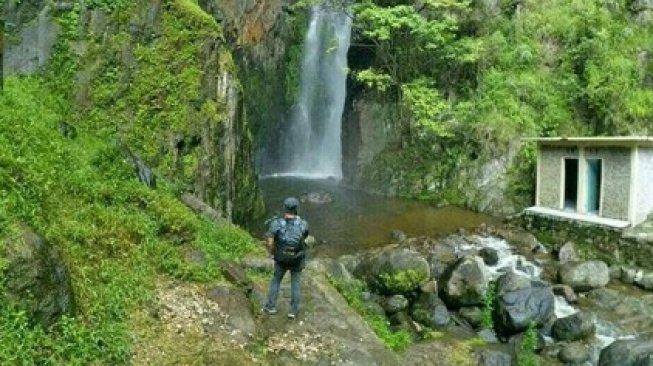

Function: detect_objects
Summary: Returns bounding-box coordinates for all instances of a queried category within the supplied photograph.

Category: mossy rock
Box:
[354,248,430,295]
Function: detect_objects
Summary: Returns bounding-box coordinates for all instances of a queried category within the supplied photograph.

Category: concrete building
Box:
[526,137,653,228]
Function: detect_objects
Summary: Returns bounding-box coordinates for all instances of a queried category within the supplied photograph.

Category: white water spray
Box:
[281,6,352,179]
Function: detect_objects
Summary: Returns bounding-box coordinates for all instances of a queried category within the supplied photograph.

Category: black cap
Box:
[283,197,299,214]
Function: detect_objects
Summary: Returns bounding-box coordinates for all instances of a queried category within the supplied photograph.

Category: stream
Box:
[246,177,653,365]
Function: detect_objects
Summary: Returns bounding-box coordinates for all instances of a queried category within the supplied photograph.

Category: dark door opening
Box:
[564,158,578,210]
[586,159,602,214]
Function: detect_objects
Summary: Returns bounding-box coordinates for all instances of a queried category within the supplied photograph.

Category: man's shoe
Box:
[287,312,296,320]
[262,306,277,315]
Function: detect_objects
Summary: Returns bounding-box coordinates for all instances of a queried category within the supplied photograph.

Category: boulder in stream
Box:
[354,248,430,295]
[494,272,555,335]
[559,342,591,365]
[551,312,596,341]
[384,294,409,314]
[599,338,653,366]
[558,241,579,263]
[299,191,333,204]
[439,256,489,307]
[559,260,610,291]
[410,292,450,328]
[479,247,499,266]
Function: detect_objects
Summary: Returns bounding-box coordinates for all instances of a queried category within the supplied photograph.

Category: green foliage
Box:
[516,322,539,366]
[0,74,259,364]
[329,277,412,351]
[378,269,424,293]
[481,282,495,329]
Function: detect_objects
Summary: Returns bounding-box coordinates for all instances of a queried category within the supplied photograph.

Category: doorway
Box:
[563,158,578,210]
[585,159,602,214]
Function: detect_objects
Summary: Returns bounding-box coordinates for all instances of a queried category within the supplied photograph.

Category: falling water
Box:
[279,5,352,179]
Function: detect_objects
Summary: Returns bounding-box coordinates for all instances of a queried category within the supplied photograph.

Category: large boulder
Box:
[354,248,430,294]
[559,261,610,292]
[439,256,489,307]
[2,227,75,328]
[494,272,555,335]
[558,241,579,263]
[599,338,653,366]
[559,343,591,365]
[410,292,450,328]
[551,312,596,341]
[479,247,499,266]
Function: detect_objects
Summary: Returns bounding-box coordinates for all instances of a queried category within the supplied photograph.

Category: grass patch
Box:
[0,74,259,363]
[328,277,412,351]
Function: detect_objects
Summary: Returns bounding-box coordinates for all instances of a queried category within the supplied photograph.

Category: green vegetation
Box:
[0,74,261,364]
[481,282,496,329]
[517,322,539,366]
[0,0,263,363]
[378,269,424,293]
[350,0,653,207]
[329,277,412,351]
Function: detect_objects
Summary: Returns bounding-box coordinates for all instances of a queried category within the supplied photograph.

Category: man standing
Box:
[262,197,309,319]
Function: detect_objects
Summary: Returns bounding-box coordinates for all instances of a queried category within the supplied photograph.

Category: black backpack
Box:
[274,218,306,266]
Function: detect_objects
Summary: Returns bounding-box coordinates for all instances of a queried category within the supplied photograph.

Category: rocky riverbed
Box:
[132,225,653,365]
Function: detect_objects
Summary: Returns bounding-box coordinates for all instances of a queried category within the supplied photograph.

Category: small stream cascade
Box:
[462,236,637,365]
[277,5,352,179]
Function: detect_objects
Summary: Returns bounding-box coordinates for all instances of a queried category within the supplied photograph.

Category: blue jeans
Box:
[265,261,302,314]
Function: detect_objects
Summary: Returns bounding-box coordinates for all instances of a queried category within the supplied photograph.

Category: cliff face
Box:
[3,0,263,223]
[198,0,303,175]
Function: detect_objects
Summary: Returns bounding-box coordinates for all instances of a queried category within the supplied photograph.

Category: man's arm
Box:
[265,236,274,256]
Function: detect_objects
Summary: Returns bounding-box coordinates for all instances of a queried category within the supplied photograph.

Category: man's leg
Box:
[288,268,302,317]
[264,262,286,313]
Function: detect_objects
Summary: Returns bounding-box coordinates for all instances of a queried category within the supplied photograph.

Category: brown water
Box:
[245,177,500,257]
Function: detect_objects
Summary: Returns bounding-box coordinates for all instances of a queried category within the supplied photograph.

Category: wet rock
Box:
[559,260,610,292]
[480,247,499,266]
[559,343,590,365]
[440,256,489,307]
[459,306,483,328]
[552,284,578,303]
[427,244,457,280]
[477,328,499,343]
[410,292,450,328]
[635,271,653,290]
[599,338,653,366]
[338,254,361,274]
[391,230,407,242]
[494,272,555,335]
[324,260,354,283]
[419,280,437,294]
[551,312,595,341]
[384,295,409,314]
[477,350,513,366]
[389,311,418,335]
[558,241,579,263]
[635,355,653,366]
[299,191,333,204]
[2,227,75,328]
[354,248,430,295]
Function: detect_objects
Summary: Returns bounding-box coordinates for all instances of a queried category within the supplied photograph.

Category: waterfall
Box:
[278,5,352,179]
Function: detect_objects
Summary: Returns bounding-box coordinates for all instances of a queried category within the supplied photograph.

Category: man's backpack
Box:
[274,218,306,266]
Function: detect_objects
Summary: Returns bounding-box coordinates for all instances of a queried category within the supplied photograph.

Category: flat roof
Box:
[522,136,653,147]
[525,207,630,229]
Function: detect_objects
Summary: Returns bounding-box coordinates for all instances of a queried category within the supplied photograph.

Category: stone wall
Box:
[518,213,653,269]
